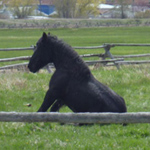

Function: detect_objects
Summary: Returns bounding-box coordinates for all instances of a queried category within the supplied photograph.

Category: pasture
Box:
[1,27,150,149]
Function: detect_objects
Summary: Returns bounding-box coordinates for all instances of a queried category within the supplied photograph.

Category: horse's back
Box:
[92,78,127,112]
[64,75,127,113]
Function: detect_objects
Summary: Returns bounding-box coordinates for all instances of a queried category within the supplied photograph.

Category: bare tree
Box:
[54,0,76,18]
[54,0,104,18]
[115,0,130,19]
[8,0,38,19]
[75,0,101,18]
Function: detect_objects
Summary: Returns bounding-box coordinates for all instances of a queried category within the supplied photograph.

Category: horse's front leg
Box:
[50,99,64,112]
[37,89,57,112]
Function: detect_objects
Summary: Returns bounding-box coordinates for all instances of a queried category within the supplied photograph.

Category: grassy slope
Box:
[0,27,150,149]
[1,27,150,57]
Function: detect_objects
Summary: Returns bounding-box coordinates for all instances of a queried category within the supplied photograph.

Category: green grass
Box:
[1,66,150,149]
[1,27,150,149]
[1,26,150,65]
[0,27,150,51]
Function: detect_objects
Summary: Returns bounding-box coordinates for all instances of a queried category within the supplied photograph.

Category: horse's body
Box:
[28,33,127,113]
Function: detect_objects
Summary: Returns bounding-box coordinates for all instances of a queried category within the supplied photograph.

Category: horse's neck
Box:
[51,44,91,80]
[53,45,78,69]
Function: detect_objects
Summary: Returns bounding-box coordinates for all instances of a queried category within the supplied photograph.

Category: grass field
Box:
[1,27,150,149]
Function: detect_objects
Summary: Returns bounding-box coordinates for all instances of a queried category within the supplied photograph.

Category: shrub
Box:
[135,10,150,19]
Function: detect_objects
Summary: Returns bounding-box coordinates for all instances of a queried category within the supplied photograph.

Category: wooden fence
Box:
[0,112,150,124]
[1,44,150,124]
[1,43,150,71]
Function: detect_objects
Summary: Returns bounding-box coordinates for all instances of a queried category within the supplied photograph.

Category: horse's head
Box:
[28,32,52,73]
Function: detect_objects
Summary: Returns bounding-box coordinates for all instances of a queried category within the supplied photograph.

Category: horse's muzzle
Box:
[28,63,36,73]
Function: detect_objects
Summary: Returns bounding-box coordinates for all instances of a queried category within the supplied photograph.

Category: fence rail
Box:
[106,43,150,47]
[0,56,31,62]
[0,112,150,124]
[114,54,150,58]
[0,47,34,51]
[0,62,28,70]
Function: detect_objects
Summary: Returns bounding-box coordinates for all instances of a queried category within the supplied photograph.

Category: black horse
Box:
[28,32,127,113]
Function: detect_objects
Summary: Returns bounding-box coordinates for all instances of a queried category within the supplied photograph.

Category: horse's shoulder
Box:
[50,70,69,87]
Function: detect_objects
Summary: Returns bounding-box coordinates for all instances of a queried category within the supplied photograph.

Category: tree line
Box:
[1,0,150,19]
[1,0,105,18]
[53,0,105,18]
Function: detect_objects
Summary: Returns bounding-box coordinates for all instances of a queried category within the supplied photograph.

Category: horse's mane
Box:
[47,34,80,60]
[47,34,91,80]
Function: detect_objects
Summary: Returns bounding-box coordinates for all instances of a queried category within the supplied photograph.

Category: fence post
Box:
[46,64,53,73]
[103,44,120,69]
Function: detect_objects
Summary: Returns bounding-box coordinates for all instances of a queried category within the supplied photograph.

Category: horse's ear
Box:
[42,32,47,42]
[48,32,50,36]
